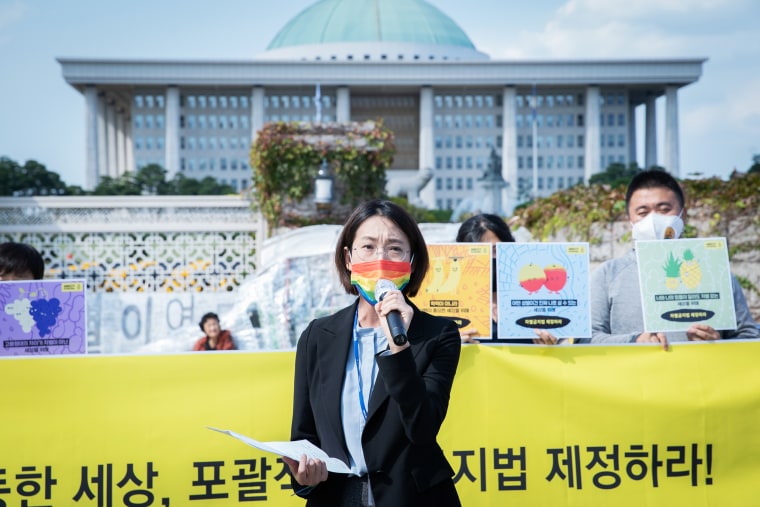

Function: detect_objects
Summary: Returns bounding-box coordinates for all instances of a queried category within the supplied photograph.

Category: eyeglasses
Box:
[352,244,410,262]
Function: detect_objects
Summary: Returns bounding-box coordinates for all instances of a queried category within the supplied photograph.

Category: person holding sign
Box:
[590,169,758,348]
[0,242,44,280]
[284,200,462,507]
[456,214,562,345]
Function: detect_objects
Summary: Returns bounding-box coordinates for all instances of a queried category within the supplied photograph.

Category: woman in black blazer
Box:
[283,200,462,507]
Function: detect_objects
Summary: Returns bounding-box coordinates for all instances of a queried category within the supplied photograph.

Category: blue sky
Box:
[1,0,758,188]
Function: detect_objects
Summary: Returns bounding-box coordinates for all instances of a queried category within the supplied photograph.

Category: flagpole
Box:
[314,83,322,124]
[531,83,538,200]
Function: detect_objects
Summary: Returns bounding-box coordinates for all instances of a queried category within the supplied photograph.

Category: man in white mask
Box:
[590,169,759,348]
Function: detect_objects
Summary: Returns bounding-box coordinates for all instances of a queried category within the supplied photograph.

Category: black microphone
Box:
[375,279,408,346]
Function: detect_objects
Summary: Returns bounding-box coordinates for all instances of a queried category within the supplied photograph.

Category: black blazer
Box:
[290,299,462,507]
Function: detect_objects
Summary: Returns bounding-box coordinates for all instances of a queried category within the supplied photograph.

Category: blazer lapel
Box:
[366,304,426,421]
[317,301,358,459]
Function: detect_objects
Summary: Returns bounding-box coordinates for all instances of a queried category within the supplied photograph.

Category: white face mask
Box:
[631,211,684,241]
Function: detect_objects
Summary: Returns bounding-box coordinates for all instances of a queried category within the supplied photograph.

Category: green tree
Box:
[588,162,643,188]
[196,176,235,195]
[169,173,203,195]
[250,121,395,232]
[167,173,235,195]
[0,157,70,196]
[92,173,142,195]
[136,164,170,195]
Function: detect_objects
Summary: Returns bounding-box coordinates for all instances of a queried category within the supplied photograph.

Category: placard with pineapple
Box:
[635,238,737,332]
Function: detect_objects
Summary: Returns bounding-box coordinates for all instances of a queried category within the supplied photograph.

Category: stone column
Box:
[116,110,127,176]
[106,102,118,178]
[502,86,517,213]
[336,86,351,123]
[664,86,680,176]
[628,102,637,166]
[645,94,657,169]
[251,86,265,145]
[97,94,108,180]
[125,118,135,174]
[164,86,180,179]
[417,86,435,209]
[584,85,601,182]
[84,86,99,190]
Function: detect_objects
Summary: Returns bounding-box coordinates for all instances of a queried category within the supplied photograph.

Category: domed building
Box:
[59,0,703,212]
[261,0,487,62]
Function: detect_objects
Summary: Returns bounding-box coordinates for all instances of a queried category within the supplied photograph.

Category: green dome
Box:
[267,0,478,53]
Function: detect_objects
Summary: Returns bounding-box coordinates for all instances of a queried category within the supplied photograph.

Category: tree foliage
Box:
[91,164,234,195]
[250,121,395,232]
[589,162,642,188]
[1,157,235,197]
[514,171,760,243]
[0,157,81,196]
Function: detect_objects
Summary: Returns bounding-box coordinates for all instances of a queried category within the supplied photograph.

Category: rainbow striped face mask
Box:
[350,259,411,305]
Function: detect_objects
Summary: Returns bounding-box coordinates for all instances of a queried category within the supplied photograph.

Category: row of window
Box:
[435,91,626,113]
[516,92,625,109]
[434,114,501,130]
[137,115,619,133]
[137,112,623,132]
[183,95,250,110]
[517,154,627,170]
[435,177,475,191]
[134,137,164,151]
[517,134,583,149]
[267,95,333,109]
[518,155,582,170]
[522,176,586,191]
[266,114,333,123]
[435,135,502,150]
[432,174,588,208]
[180,158,250,171]
[515,94,582,109]
[179,115,250,130]
[516,113,581,129]
[435,156,489,171]
[600,113,627,127]
[134,95,165,109]
[434,94,499,109]
[134,115,165,129]
[136,91,626,114]
[180,136,250,151]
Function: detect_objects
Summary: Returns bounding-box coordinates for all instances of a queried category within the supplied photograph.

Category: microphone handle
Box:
[386,310,408,346]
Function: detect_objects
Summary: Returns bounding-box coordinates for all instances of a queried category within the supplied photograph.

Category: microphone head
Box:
[375,279,396,301]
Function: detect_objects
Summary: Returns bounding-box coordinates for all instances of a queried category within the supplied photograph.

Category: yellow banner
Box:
[3,342,759,506]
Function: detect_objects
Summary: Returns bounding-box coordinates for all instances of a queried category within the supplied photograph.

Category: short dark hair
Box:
[199,312,219,332]
[335,200,429,297]
[0,242,45,280]
[456,213,514,243]
[625,169,685,215]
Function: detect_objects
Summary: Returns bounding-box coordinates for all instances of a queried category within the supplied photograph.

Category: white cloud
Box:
[560,0,743,19]
[491,0,756,60]
[687,77,760,133]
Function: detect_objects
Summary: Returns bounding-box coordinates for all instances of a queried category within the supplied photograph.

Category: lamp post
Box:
[314,158,333,213]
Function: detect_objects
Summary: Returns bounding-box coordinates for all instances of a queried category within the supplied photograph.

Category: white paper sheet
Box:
[207,427,351,474]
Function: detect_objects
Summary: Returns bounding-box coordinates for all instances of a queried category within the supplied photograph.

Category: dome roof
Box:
[261,0,487,61]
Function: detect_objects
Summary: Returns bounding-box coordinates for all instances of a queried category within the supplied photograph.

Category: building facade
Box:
[59,0,704,211]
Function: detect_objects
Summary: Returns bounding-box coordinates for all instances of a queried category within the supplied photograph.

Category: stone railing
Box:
[0,196,265,293]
